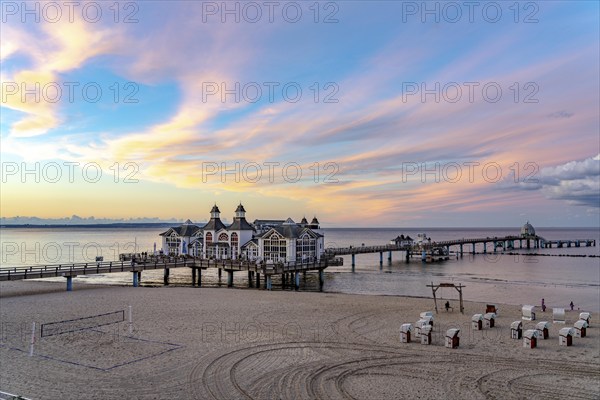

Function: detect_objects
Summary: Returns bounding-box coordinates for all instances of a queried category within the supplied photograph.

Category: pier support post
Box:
[379,252,383,266]
[405,251,410,262]
[460,244,463,257]
[388,251,392,263]
[318,270,324,291]
[421,250,427,262]
[351,254,355,272]
[483,242,487,254]
[191,268,196,286]
[197,268,202,287]
[266,275,272,291]
[66,276,73,291]
[132,271,139,287]
[283,273,287,288]
[256,273,261,288]
[227,271,233,287]
[218,268,222,282]
[472,243,476,255]
[164,268,170,285]
[294,272,300,291]
[248,271,253,287]
[138,271,142,283]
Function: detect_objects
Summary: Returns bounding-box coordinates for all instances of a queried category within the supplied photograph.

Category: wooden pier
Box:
[1,233,594,292]
[0,256,338,292]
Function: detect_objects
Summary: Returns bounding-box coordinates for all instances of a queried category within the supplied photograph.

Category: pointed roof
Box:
[211,204,221,213]
[202,218,226,231]
[311,217,319,224]
[159,222,202,237]
[300,217,308,224]
[256,225,322,239]
[235,203,246,213]
[283,217,295,225]
[228,218,255,231]
[183,219,193,225]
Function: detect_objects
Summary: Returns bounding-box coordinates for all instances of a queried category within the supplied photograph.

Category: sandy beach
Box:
[1,281,599,400]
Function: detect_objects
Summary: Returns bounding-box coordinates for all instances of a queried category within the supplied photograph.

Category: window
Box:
[206,232,212,245]
[231,233,238,258]
[218,232,229,242]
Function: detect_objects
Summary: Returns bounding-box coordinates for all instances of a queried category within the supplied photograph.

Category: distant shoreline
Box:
[0,224,596,230]
[0,223,177,229]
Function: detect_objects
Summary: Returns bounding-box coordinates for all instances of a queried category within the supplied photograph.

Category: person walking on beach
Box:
[541,298,546,312]
[570,301,574,311]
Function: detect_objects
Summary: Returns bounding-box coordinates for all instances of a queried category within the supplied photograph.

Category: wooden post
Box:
[248,271,253,287]
[218,268,222,282]
[318,270,324,291]
[197,268,202,286]
[256,272,261,288]
[164,268,170,285]
[294,272,300,291]
[227,271,233,287]
[66,276,73,291]
[132,271,139,287]
[191,268,196,286]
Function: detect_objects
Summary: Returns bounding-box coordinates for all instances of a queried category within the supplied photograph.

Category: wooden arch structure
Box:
[427,282,465,314]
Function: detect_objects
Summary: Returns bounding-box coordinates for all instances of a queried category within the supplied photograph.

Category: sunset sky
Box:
[1,1,599,227]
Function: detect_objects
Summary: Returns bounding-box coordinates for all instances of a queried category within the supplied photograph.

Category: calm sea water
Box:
[1,226,599,312]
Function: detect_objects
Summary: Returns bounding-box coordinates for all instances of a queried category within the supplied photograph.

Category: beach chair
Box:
[400,324,412,343]
[553,308,566,324]
[535,321,550,339]
[483,313,496,328]
[574,320,588,338]
[486,304,498,315]
[511,321,523,339]
[523,329,538,348]
[579,312,591,326]
[522,305,536,321]
[445,329,460,349]
[559,327,574,346]
[472,314,483,330]
[414,319,428,339]
[420,325,433,345]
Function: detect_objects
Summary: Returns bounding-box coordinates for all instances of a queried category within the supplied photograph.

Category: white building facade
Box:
[160,204,324,262]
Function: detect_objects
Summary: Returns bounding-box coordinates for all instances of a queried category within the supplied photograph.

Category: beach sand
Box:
[1,281,599,399]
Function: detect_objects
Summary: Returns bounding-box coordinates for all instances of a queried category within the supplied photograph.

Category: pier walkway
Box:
[1,235,594,292]
[0,256,337,292]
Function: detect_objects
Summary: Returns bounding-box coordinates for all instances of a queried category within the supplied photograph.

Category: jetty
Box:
[0,255,342,292]
[1,222,595,292]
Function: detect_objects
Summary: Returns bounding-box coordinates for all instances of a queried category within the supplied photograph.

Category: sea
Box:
[1,226,599,312]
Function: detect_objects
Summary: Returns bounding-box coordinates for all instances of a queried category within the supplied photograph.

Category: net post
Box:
[29,322,36,357]
[128,306,133,335]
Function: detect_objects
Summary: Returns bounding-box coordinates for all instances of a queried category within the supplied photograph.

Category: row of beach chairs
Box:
[514,312,591,348]
[401,308,591,350]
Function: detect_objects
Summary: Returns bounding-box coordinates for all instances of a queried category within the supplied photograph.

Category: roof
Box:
[300,217,308,224]
[159,223,203,237]
[202,218,227,231]
[241,238,258,248]
[256,225,322,240]
[211,205,220,213]
[253,219,285,225]
[235,203,246,213]
[228,217,255,231]
[311,217,319,224]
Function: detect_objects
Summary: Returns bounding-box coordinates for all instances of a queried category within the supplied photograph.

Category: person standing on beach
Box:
[541,298,546,312]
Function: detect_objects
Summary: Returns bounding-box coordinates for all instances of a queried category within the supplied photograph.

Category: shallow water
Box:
[1,226,598,312]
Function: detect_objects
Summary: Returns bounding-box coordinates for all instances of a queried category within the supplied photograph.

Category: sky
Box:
[1,1,599,227]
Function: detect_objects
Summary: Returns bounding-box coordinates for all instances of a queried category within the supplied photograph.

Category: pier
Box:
[0,256,339,292]
[1,220,595,292]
